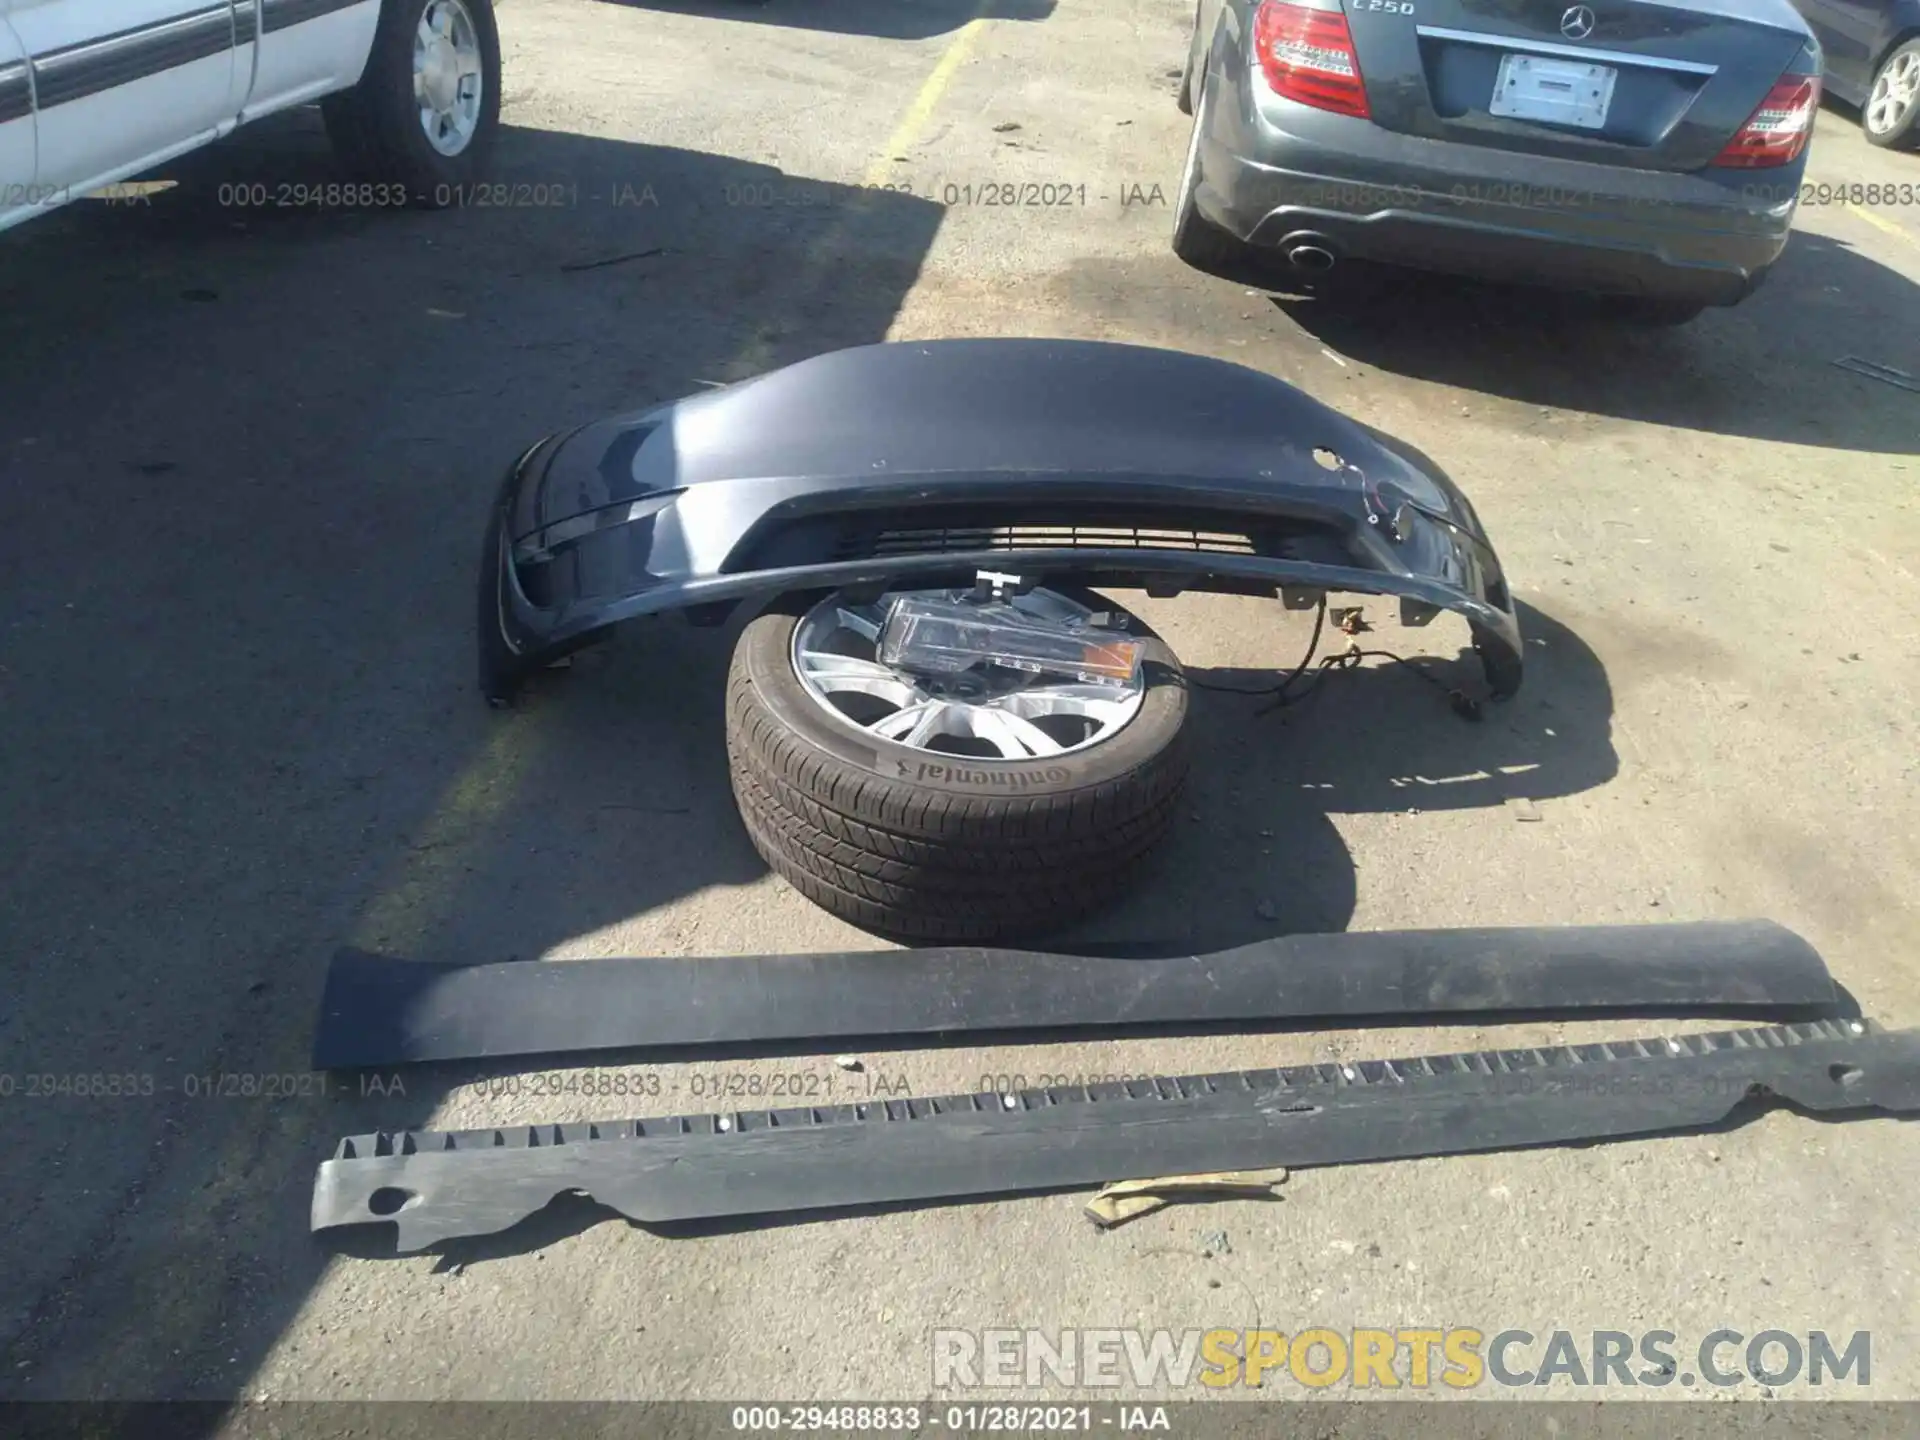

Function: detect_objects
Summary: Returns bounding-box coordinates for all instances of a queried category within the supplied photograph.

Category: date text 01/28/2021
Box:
[724,181,1093,208]
[0,1072,351,1099]
[440,1069,915,1103]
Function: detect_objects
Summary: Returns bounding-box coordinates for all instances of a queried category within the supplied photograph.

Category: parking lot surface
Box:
[2,0,1918,1409]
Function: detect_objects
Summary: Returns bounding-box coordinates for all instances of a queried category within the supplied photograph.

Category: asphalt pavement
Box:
[2,0,1918,1411]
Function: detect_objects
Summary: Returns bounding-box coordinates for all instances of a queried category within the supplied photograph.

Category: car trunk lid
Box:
[1339,0,1813,172]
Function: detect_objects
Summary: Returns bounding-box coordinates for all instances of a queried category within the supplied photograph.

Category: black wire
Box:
[1340,648,1454,693]
[1189,595,1484,722]
[1188,595,1328,699]
[1306,646,1483,721]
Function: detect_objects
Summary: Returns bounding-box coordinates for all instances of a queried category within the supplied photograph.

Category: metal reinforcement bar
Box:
[312,1019,1920,1251]
[310,920,1837,1068]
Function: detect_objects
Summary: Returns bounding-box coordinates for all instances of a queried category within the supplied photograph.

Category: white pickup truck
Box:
[0,0,499,231]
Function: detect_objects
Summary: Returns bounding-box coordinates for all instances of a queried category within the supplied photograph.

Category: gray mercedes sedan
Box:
[1173,0,1824,322]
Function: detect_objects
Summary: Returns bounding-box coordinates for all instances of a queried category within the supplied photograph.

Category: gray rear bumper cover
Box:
[1189,28,1800,306]
[312,1019,1920,1251]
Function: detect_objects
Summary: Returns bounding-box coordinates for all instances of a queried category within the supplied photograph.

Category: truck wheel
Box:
[322,0,502,205]
[725,588,1190,942]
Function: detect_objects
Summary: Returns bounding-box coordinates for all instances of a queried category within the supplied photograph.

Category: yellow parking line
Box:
[344,15,993,954]
[1846,200,1919,249]
[348,717,546,951]
[865,15,991,188]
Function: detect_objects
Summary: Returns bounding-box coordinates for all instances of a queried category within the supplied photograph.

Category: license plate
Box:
[1489,53,1617,130]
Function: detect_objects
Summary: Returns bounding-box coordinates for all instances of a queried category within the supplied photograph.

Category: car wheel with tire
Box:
[323,0,502,205]
[725,587,1190,942]
[1864,39,1920,150]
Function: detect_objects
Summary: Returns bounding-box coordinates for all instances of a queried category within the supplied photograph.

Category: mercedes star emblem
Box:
[1561,5,1597,40]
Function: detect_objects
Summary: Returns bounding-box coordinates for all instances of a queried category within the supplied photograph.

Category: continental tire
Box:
[725,592,1190,941]
[731,767,1180,941]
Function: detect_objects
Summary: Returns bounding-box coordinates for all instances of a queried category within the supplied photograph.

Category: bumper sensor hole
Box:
[1829,1064,1864,1088]
[1312,448,1343,472]
[367,1186,419,1216]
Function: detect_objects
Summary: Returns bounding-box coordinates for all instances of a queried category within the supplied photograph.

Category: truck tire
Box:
[322,0,502,206]
[725,589,1190,942]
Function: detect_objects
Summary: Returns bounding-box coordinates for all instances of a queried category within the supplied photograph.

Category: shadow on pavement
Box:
[0,112,942,1403]
[1265,230,1920,453]
[411,596,1613,968]
[1055,599,1616,955]
[283,531,1616,1269]
[594,0,1055,39]
[0,96,1621,1375]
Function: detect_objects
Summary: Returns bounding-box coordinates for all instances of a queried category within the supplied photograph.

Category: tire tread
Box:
[723,600,1189,941]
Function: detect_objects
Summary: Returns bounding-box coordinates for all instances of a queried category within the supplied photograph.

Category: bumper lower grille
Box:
[839,522,1257,560]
